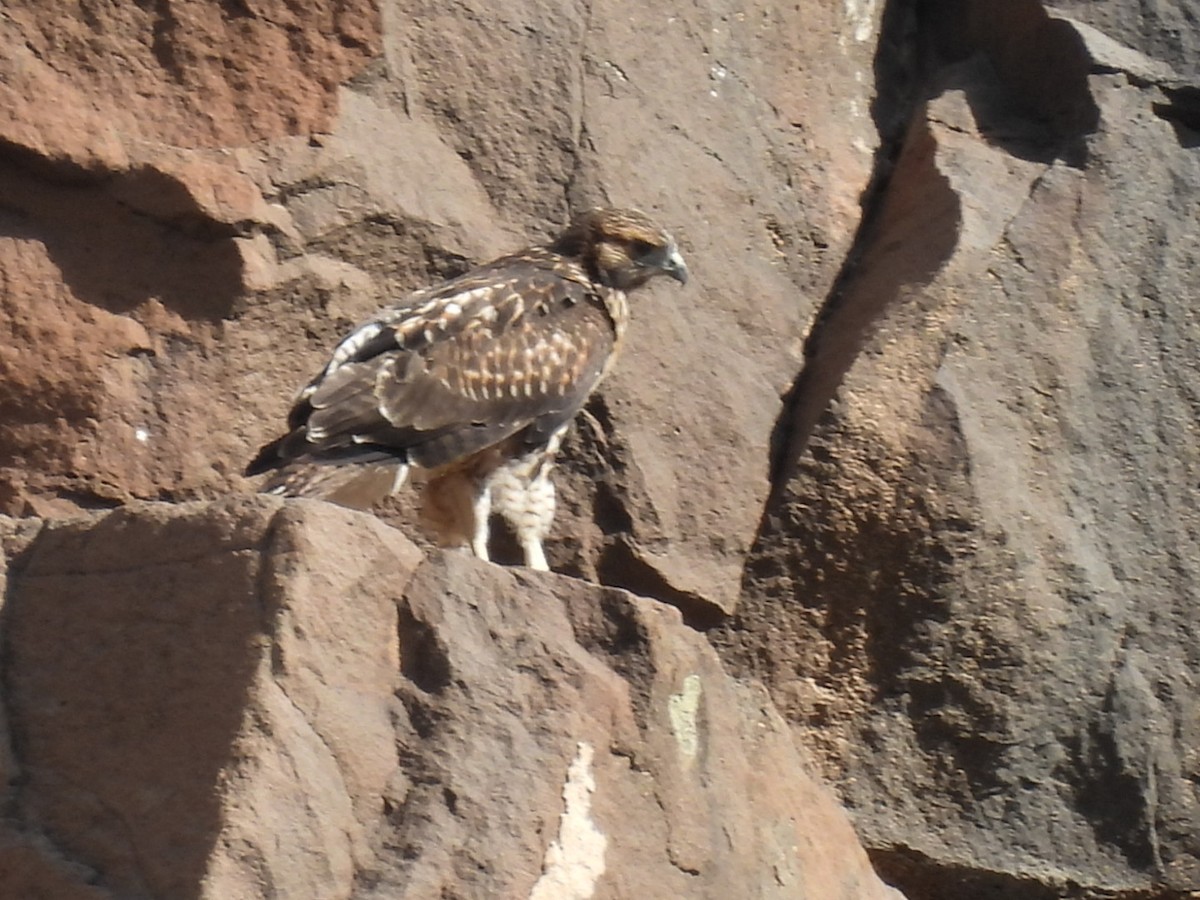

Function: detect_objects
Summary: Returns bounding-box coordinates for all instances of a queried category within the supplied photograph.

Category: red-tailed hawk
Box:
[246,207,688,570]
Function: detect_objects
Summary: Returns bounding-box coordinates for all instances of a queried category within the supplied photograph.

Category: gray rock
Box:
[715,7,1200,897]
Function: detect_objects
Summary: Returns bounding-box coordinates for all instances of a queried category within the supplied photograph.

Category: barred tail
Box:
[259,459,410,511]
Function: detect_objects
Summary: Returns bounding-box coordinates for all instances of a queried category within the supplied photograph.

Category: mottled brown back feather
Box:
[247,207,686,506]
[250,251,616,480]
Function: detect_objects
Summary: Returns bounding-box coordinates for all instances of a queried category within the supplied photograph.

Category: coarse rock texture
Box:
[0,496,902,899]
[0,1,1198,899]
[711,2,1200,899]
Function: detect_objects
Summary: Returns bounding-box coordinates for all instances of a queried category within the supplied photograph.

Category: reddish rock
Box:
[0,498,901,899]
[0,0,378,514]
[1,1,1197,898]
[0,1,379,152]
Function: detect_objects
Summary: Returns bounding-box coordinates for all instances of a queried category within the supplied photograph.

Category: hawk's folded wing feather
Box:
[255,252,617,475]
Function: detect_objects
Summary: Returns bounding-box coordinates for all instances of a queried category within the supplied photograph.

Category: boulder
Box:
[0,497,901,899]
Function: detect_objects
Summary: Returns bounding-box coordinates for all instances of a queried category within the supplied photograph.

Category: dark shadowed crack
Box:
[0,520,102,889]
[1152,85,1200,147]
[871,844,1196,900]
[764,0,1098,498]
[0,520,49,818]
[0,153,247,322]
[595,538,725,630]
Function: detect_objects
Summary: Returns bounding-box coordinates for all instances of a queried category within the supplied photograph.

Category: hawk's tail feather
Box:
[253,446,411,511]
[244,435,287,477]
[261,459,410,511]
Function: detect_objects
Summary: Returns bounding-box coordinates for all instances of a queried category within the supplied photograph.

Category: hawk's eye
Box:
[630,239,658,257]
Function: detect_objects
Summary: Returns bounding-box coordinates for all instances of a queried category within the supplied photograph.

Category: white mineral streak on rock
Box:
[529,742,607,900]
[668,674,703,763]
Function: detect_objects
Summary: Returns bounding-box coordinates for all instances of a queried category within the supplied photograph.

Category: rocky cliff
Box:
[0,497,899,898]
[0,0,1197,898]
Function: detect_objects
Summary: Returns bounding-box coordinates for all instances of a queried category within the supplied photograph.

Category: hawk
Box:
[245,207,688,570]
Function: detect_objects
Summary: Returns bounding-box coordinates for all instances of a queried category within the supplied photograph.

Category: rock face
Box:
[711,2,1200,898]
[0,497,900,899]
[1,1,1198,899]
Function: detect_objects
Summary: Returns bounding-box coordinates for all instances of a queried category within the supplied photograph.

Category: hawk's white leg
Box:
[491,465,555,572]
[516,471,554,571]
[470,485,492,562]
[523,538,549,572]
[391,463,410,494]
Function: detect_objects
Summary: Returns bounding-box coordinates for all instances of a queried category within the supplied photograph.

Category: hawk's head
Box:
[553,207,689,291]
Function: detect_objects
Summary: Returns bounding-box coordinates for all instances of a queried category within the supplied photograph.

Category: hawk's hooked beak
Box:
[660,244,689,285]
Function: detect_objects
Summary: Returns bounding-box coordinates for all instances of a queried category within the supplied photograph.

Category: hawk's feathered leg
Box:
[419,445,555,569]
[491,462,555,571]
[420,465,486,557]
[470,486,492,562]
[489,425,567,571]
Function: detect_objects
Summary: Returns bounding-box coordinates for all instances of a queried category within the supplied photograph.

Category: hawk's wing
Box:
[249,251,616,474]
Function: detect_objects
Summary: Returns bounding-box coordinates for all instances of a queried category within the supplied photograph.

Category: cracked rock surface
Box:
[712,2,1200,898]
[0,497,900,899]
